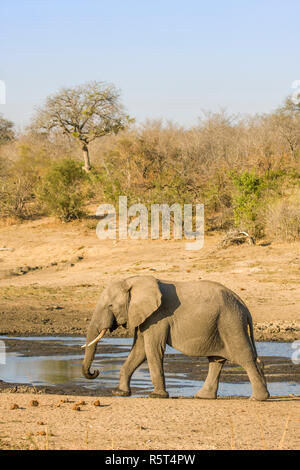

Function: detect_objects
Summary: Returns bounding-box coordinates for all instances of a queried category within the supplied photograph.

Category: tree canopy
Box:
[31,81,130,171]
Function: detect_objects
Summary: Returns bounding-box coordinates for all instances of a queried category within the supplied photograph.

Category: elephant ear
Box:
[124,276,162,329]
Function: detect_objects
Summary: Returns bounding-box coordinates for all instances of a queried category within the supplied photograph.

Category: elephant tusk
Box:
[81,329,107,349]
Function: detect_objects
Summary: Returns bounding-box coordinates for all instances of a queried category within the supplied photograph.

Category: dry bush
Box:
[264,192,300,241]
[0,158,41,219]
[87,110,300,234]
[1,95,300,233]
[0,133,82,220]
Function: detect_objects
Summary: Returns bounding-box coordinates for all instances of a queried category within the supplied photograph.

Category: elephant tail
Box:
[247,312,258,359]
[247,313,267,384]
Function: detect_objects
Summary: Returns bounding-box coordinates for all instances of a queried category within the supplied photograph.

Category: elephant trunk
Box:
[82,324,107,380]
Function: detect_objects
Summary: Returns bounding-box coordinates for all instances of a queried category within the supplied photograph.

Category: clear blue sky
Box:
[1,0,299,129]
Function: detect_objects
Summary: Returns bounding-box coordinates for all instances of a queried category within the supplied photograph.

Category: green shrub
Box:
[37,159,93,221]
[88,165,123,205]
[231,171,265,237]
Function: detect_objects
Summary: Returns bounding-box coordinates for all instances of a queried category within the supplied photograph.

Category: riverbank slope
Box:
[0,218,299,341]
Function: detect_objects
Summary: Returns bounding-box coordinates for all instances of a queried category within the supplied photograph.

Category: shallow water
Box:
[0,337,299,397]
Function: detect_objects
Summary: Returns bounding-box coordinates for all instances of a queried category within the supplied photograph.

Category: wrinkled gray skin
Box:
[82,276,269,400]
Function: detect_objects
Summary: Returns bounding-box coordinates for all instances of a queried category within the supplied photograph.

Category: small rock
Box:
[21,266,31,274]
[37,421,45,425]
[37,431,46,436]
[10,403,19,410]
[73,405,81,411]
[93,400,101,407]
[30,400,39,407]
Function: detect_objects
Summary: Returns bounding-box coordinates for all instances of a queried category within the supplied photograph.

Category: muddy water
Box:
[0,337,299,397]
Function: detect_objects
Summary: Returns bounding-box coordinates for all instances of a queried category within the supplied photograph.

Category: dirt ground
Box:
[0,393,299,450]
[0,217,299,341]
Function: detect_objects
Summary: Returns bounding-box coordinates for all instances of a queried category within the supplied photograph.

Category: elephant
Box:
[82,275,269,401]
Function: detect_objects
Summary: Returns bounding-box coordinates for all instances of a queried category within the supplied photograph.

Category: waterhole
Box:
[0,337,299,397]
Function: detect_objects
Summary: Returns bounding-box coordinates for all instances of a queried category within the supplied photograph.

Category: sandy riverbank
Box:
[0,218,300,341]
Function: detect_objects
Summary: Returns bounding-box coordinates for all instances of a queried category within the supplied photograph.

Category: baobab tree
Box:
[31,81,129,171]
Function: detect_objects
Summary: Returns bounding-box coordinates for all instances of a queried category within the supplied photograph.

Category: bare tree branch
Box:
[30,81,131,170]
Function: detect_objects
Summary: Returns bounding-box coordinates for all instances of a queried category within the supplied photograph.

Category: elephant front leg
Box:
[112,331,146,397]
[144,337,169,398]
[195,356,226,399]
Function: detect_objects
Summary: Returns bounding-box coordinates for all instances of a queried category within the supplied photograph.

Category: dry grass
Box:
[265,193,300,241]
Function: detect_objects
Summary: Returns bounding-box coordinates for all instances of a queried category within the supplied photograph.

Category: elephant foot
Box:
[112,387,131,397]
[194,389,217,399]
[249,390,270,401]
[149,391,169,399]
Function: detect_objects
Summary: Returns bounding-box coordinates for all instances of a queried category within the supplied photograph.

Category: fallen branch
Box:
[219,230,255,248]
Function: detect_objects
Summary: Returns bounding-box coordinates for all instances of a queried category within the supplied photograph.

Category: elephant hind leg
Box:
[195,356,226,399]
[241,359,270,401]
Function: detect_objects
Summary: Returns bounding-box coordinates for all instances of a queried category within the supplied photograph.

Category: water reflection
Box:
[0,337,299,397]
